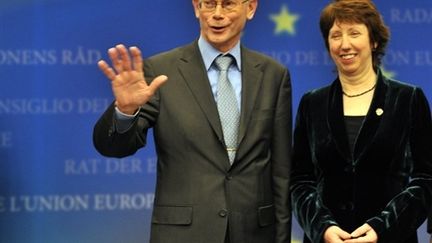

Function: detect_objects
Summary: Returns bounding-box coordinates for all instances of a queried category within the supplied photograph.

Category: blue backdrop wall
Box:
[1,1,431,242]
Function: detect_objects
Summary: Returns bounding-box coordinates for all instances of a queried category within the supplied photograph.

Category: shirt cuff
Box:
[114,106,139,133]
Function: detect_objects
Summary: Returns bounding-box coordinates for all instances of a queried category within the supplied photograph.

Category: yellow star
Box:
[270,5,300,36]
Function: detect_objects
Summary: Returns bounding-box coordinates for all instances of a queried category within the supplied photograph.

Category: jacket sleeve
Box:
[92,59,160,158]
[366,88,432,241]
[290,93,338,243]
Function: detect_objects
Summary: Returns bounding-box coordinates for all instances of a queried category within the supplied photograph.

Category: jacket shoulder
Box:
[146,41,197,63]
[385,77,417,92]
[301,84,332,104]
[242,47,287,71]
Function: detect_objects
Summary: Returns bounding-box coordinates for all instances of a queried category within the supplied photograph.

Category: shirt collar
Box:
[198,36,242,71]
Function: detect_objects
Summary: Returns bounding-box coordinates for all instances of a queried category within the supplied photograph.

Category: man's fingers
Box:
[105,44,142,75]
[149,75,168,92]
[116,44,132,71]
[99,45,147,86]
[130,46,143,73]
[108,47,124,73]
[98,60,117,81]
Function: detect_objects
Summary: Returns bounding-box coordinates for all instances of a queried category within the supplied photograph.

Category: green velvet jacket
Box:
[291,71,432,243]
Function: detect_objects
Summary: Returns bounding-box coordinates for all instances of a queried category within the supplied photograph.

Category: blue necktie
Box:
[214,54,240,164]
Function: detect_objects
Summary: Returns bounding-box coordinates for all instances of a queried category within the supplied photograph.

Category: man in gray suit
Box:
[93,1,292,242]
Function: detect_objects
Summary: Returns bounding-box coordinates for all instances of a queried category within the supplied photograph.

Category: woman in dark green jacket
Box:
[290,1,432,242]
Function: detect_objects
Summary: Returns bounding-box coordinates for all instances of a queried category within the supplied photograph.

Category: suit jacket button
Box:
[108,127,114,136]
[218,209,228,217]
[226,175,233,180]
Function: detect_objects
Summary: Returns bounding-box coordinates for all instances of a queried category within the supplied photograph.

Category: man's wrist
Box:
[115,101,139,115]
[115,105,139,118]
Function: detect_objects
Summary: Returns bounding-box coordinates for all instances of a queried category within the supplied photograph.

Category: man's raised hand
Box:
[98,44,167,115]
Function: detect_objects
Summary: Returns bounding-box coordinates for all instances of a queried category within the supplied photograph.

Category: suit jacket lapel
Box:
[177,41,225,144]
[175,43,264,165]
[237,47,263,146]
[328,80,352,161]
[353,71,387,161]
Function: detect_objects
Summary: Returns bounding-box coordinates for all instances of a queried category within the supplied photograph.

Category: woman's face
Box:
[328,21,376,77]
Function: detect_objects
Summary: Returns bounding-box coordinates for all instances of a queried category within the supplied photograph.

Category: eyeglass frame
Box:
[198,0,250,12]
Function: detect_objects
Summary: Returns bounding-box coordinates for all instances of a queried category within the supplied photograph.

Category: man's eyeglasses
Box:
[198,0,249,12]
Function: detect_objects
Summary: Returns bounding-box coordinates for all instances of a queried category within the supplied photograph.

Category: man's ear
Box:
[192,0,200,18]
[247,0,258,20]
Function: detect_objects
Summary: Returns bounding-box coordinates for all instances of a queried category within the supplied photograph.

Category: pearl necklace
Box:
[342,83,377,98]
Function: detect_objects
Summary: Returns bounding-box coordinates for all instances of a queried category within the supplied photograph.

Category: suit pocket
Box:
[257,204,275,227]
[152,205,193,225]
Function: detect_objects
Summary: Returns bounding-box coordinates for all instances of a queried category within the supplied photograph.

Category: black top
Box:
[344,116,365,154]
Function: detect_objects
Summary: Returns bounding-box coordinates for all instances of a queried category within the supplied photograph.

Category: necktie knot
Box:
[214,54,233,71]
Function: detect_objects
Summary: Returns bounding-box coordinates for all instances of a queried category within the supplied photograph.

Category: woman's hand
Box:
[324,225,351,243]
[343,223,377,243]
